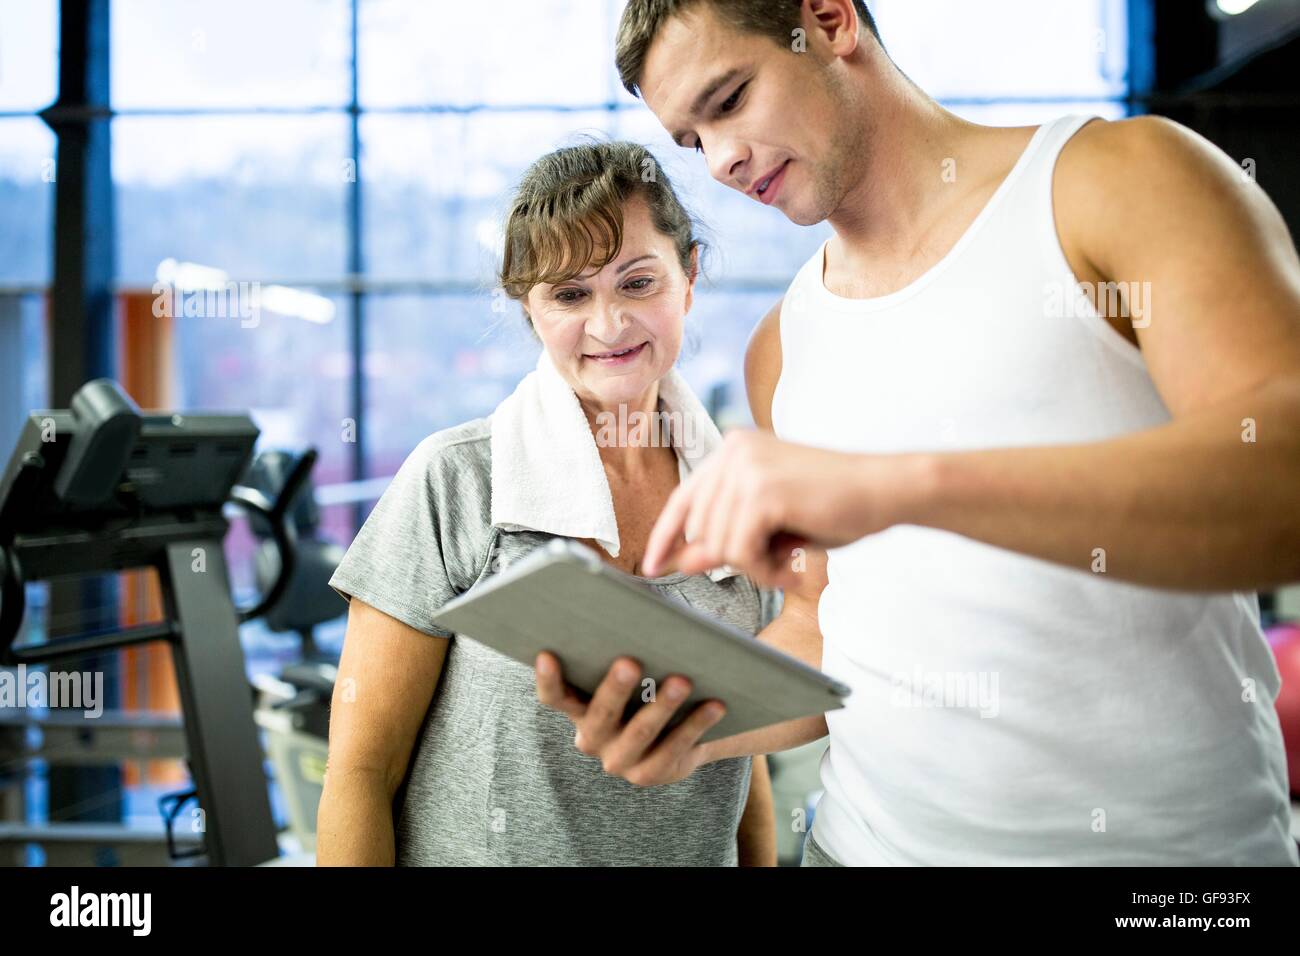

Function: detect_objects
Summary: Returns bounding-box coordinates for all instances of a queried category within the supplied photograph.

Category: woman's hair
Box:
[499,140,702,306]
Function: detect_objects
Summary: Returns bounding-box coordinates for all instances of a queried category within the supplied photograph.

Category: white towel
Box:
[489,349,738,582]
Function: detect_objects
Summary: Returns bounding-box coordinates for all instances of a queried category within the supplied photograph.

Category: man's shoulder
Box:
[742,239,830,428]
[1059,114,1227,177]
[745,239,827,365]
[1056,116,1242,225]
[744,298,785,430]
[1054,115,1252,272]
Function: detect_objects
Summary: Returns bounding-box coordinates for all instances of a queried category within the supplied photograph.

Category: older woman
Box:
[316,141,777,866]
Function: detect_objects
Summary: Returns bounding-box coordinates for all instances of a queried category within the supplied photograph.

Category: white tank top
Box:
[773,114,1298,865]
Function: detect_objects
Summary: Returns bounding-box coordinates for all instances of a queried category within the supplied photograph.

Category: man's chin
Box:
[781,203,832,228]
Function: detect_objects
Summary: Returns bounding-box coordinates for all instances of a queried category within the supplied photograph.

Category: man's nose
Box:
[707,137,748,189]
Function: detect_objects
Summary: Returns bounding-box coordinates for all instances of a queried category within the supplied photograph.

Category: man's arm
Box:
[644,117,1300,591]
[913,116,1300,589]
[705,308,830,759]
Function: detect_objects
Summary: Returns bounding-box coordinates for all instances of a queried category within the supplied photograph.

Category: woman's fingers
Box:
[626,699,727,787]
[598,674,694,775]
[534,652,588,718]
[572,656,642,754]
[535,654,714,787]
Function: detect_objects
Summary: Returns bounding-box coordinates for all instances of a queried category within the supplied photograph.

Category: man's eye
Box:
[719,82,747,113]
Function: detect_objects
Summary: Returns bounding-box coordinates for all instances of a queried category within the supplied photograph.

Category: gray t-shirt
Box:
[328,416,780,866]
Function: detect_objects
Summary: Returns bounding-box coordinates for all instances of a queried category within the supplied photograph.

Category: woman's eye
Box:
[556,289,584,303]
[625,277,653,292]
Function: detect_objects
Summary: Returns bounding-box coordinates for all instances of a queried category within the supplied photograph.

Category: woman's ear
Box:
[518,289,539,339]
[684,244,700,312]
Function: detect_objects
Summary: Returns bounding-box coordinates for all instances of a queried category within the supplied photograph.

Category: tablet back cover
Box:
[432,542,848,742]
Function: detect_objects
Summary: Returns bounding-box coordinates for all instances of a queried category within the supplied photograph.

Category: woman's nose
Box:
[586,298,629,341]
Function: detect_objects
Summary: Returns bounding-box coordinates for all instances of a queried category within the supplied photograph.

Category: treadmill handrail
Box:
[227,446,316,623]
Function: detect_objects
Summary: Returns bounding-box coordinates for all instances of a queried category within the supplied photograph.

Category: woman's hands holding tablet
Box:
[535,541,834,786]
[534,653,727,786]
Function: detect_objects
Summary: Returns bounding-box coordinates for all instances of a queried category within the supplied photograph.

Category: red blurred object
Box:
[1266,624,1300,795]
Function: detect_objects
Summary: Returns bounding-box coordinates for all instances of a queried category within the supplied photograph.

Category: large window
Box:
[2,0,1138,600]
[97,0,1135,495]
[0,0,57,467]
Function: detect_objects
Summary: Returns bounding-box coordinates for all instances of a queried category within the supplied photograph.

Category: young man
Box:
[535,0,1300,865]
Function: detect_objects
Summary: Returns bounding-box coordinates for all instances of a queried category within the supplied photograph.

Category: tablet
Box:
[430,539,851,743]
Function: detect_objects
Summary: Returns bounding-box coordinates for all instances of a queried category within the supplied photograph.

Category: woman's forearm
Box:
[699,609,830,764]
[315,765,397,866]
[701,713,828,765]
[318,598,449,866]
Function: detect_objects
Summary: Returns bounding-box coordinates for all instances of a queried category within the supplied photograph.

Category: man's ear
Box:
[804,0,861,58]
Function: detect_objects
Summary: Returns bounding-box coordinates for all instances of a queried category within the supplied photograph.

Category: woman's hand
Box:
[535,549,832,789]
[534,652,725,787]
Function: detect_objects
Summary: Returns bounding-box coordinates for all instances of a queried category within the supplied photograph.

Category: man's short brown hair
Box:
[616,0,880,98]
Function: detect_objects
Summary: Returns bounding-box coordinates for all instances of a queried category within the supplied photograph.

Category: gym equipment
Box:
[0,379,314,866]
[242,449,345,855]
[1265,623,1300,795]
[243,449,347,662]
[254,661,334,855]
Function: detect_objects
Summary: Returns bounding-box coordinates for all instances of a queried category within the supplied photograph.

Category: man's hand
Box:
[533,652,728,787]
[642,428,928,586]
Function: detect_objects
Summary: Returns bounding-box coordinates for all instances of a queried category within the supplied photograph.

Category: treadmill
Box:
[0,379,312,866]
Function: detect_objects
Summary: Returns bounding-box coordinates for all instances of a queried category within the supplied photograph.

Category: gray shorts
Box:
[800,830,844,867]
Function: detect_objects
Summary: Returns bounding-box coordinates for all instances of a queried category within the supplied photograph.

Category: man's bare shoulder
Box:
[1054,116,1254,266]
[1067,114,1247,181]
[744,298,784,430]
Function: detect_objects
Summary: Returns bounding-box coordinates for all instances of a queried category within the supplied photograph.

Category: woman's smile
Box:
[583,341,649,367]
